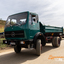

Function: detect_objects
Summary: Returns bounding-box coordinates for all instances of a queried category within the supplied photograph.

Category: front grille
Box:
[5,30,24,38]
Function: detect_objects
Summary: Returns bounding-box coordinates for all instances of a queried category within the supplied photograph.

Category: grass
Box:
[0,20,6,32]
[0,20,7,49]
[0,38,7,49]
[0,20,6,25]
[0,27,4,32]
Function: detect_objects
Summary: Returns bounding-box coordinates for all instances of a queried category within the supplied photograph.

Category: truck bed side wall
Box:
[39,22,63,36]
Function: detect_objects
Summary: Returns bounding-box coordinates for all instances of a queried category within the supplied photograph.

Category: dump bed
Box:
[39,22,63,34]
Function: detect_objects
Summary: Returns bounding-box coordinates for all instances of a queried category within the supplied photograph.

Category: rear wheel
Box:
[52,37,61,47]
[14,45,21,53]
[36,39,42,56]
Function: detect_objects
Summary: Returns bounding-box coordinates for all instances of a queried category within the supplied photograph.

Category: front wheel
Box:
[14,45,21,53]
[42,42,46,46]
[36,39,42,56]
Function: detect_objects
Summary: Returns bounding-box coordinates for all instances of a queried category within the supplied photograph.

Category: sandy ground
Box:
[0,39,64,64]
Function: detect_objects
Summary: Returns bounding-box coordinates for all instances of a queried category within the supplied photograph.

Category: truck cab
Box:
[4,11,40,41]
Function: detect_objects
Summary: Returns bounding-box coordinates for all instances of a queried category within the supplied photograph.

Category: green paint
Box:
[40,22,63,34]
[4,11,63,41]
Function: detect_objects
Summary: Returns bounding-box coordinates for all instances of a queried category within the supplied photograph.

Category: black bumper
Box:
[3,40,33,48]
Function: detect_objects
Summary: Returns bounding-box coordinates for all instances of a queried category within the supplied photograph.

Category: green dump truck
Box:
[3,11,63,56]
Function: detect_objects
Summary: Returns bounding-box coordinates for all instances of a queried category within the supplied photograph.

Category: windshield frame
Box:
[6,12,28,27]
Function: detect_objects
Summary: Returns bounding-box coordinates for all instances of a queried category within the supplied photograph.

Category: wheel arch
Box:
[33,32,45,48]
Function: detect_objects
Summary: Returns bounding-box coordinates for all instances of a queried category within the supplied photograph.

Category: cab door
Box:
[29,14,40,39]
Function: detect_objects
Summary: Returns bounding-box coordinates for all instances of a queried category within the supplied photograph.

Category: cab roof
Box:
[8,11,38,17]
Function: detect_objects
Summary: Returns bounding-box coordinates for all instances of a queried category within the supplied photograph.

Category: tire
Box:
[42,42,46,46]
[60,36,62,40]
[14,45,21,53]
[52,37,61,47]
[36,39,42,56]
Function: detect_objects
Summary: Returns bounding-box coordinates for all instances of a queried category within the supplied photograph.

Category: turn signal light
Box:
[20,41,25,44]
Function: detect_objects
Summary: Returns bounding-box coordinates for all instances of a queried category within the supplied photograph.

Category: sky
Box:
[0,0,64,27]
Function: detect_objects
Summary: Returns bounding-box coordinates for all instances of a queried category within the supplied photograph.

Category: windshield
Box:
[6,12,27,27]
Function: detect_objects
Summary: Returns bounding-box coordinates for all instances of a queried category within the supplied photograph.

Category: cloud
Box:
[0,0,64,27]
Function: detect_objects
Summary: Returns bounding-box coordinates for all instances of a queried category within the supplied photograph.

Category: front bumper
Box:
[3,40,33,48]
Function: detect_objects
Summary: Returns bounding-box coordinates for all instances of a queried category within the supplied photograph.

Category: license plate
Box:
[10,42,15,45]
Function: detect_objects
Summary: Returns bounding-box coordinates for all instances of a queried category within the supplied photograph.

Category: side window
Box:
[32,15,37,23]
[29,14,38,25]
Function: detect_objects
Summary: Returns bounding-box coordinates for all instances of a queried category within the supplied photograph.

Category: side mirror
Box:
[33,19,35,21]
